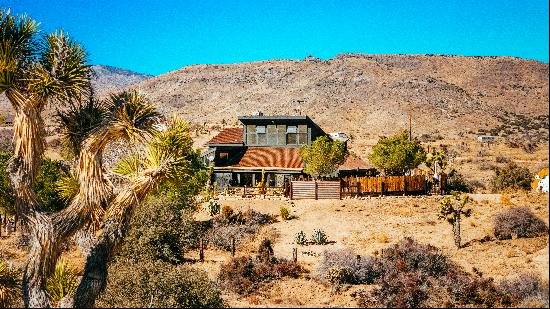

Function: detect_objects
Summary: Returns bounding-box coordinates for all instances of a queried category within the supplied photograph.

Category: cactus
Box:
[438,191,472,248]
[205,199,221,217]
[311,229,328,245]
[294,231,307,245]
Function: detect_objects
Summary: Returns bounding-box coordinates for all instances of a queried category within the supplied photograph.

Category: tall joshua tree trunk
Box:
[72,175,157,308]
[5,89,117,307]
[5,91,53,307]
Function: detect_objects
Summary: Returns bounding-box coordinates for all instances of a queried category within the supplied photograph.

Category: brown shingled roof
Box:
[208,128,243,145]
[338,154,373,171]
[232,147,304,169]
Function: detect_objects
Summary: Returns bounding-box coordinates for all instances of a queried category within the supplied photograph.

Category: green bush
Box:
[97,258,225,308]
[46,260,77,306]
[1,153,69,215]
[490,162,532,192]
[34,158,71,213]
[204,199,220,217]
[280,207,290,220]
[120,195,203,264]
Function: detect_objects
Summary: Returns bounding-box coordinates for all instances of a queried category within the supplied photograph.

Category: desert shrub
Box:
[490,162,532,192]
[442,272,501,307]
[206,209,276,251]
[317,249,380,285]
[97,258,225,308]
[204,199,220,217]
[362,268,431,308]
[478,160,495,171]
[294,231,307,245]
[218,255,303,296]
[354,238,507,308]
[378,238,450,277]
[445,169,472,193]
[279,207,290,220]
[220,205,233,222]
[311,229,328,245]
[498,272,549,307]
[120,195,204,264]
[468,179,486,191]
[0,259,21,308]
[493,207,548,240]
[495,155,511,163]
[46,260,77,306]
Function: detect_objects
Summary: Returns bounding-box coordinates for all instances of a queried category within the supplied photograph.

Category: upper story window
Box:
[286,126,297,133]
[256,125,266,134]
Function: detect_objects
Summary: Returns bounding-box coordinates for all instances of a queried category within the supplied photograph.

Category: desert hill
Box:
[0,64,152,116]
[128,54,549,154]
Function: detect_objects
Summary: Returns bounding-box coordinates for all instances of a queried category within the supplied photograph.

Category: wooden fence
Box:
[290,180,341,200]
[341,175,428,196]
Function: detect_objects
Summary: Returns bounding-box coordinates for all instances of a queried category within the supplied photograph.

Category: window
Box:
[286,132,298,144]
[286,126,297,133]
[256,125,266,133]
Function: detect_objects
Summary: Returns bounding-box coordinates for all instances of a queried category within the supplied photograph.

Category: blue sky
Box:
[3,0,548,75]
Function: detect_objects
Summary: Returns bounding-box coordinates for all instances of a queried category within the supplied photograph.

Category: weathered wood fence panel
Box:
[291,181,341,200]
[341,175,427,196]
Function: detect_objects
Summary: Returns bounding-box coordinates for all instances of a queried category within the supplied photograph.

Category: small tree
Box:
[438,192,472,248]
[300,136,346,178]
[368,130,426,175]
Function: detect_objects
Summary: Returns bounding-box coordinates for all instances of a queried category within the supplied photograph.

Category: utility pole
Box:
[409,113,412,141]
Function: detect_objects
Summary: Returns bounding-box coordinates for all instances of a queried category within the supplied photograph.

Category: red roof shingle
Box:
[232,147,304,169]
[338,154,372,170]
[208,128,243,145]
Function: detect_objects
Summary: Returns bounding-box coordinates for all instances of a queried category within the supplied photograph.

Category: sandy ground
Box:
[192,192,549,307]
[1,192,547,308]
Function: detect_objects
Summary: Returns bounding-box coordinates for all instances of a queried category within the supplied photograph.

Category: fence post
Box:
[293,248,298,263]
[314,178,318,200]
[231,237,236,256]
[403,176,407,196]
[356,254,361,264]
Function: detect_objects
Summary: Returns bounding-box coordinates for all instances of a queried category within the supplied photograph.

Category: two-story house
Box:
[204,112,373,190]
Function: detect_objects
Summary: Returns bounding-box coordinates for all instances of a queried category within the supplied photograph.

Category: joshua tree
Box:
[1,11,196,307]
[438,192,472,248]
